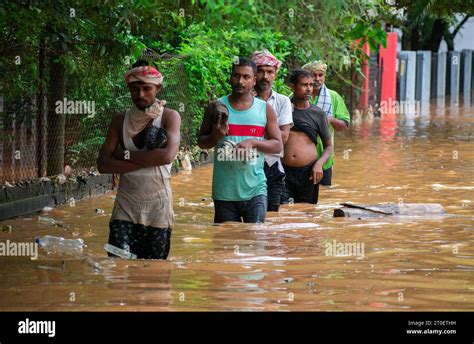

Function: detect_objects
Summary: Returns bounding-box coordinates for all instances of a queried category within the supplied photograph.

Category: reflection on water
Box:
[0,97,473,311]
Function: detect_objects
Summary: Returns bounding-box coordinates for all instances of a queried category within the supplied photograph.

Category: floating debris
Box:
[179,152,193,171]
[52,174,67,185]
[334,203,445,218]
[182,237,212,243]
[104,243,137,259]
[1,225,12,233]
[84,256,102,272]
[432,184,474,191]
[38,216,56,225]
[36,235,84,255]
[37,216,69,229]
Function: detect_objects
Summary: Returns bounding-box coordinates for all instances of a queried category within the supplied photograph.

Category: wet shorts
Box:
[264,161,286,212]
[281,162,320,204]
[108,220,172,259]
[213,194,267,223]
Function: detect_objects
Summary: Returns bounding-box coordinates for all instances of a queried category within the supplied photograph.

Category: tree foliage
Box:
[391,0,474,51]
[0,0,390,173]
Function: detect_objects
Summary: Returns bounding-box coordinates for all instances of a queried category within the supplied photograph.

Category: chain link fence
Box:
[0,52,195,185]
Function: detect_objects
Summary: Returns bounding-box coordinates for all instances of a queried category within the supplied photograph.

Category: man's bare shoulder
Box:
[163,107,180,117]
[163,107,181,121]
[115,111,126,119]
[111,112,125,124]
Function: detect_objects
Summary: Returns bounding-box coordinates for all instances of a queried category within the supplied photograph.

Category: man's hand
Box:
[310,161,324,184]
[235,139,256,161]
[212,114,229,140]
[329,116,349,131]
[97,113,147,174]
[113,147,126,160]
[235,139,255,150]
[198,102,229,149]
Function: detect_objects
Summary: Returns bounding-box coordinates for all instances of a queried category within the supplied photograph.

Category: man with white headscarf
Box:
[97,59,181,260]
[302,60,350,186]
[252,49,293,212]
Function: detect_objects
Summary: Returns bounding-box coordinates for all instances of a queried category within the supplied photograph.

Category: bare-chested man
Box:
[281,69,332,204]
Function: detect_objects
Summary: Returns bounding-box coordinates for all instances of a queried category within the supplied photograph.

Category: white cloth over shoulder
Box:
[259,90,293,172]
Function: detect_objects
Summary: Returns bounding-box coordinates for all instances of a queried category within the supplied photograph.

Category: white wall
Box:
[439,15,474,52]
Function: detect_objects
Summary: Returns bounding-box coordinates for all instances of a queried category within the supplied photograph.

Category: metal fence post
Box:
[416,51,431,101]
[447,51,461,101]
[461,49,472,97]
[430,52,447,98]
[399,51,417,102]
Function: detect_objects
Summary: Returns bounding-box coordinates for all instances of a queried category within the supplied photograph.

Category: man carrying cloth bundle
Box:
[97,59,181,259]
[198,57,282,223]
[252,49,293,212]
[302,60,350,186]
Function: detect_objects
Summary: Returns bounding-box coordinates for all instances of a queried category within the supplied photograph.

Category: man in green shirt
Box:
[302,60,350,186]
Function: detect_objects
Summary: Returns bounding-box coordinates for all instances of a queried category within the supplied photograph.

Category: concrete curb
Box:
[0,150,214,221]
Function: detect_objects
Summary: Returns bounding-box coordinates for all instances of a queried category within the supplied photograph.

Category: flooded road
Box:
[1,98,473,311]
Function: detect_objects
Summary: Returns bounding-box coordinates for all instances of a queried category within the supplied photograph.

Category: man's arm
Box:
[278,96,293,144]
[329,117,349,131]
[97,114,145,174]
[279,124,292,144]
[116,109,181,167]
[329,92,350,131]
[197,102,228,149]
[235,103,282,154]
[311,115,333,184]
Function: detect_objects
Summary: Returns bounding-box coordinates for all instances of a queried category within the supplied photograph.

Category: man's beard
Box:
[257,80,272,91]
[133,98,154,110]
[232,85,248,94]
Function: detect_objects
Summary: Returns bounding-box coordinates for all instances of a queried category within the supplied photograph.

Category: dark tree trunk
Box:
[2,109,14,183]
[36,35,46,178]
[444,15,471,51]
[409,25,421,51]
[425,19,447,52]
[444,33,454,51]
[46,44,66,176]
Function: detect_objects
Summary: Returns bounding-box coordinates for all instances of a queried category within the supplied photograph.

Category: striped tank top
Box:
[212,95,267,201]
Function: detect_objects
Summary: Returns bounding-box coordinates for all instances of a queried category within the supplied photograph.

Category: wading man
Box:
[198,57,282,223]
[97,60,181,259]
[252,49,293,212]
[281,69,332,204]
[302,60,350,186]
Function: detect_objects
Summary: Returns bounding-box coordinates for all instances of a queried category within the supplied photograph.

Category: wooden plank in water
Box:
[334,203,445,218]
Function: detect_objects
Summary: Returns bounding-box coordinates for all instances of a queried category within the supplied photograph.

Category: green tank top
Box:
[212,96,267,201]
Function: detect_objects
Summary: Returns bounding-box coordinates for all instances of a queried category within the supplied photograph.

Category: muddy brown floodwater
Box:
[0,97,473,311]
